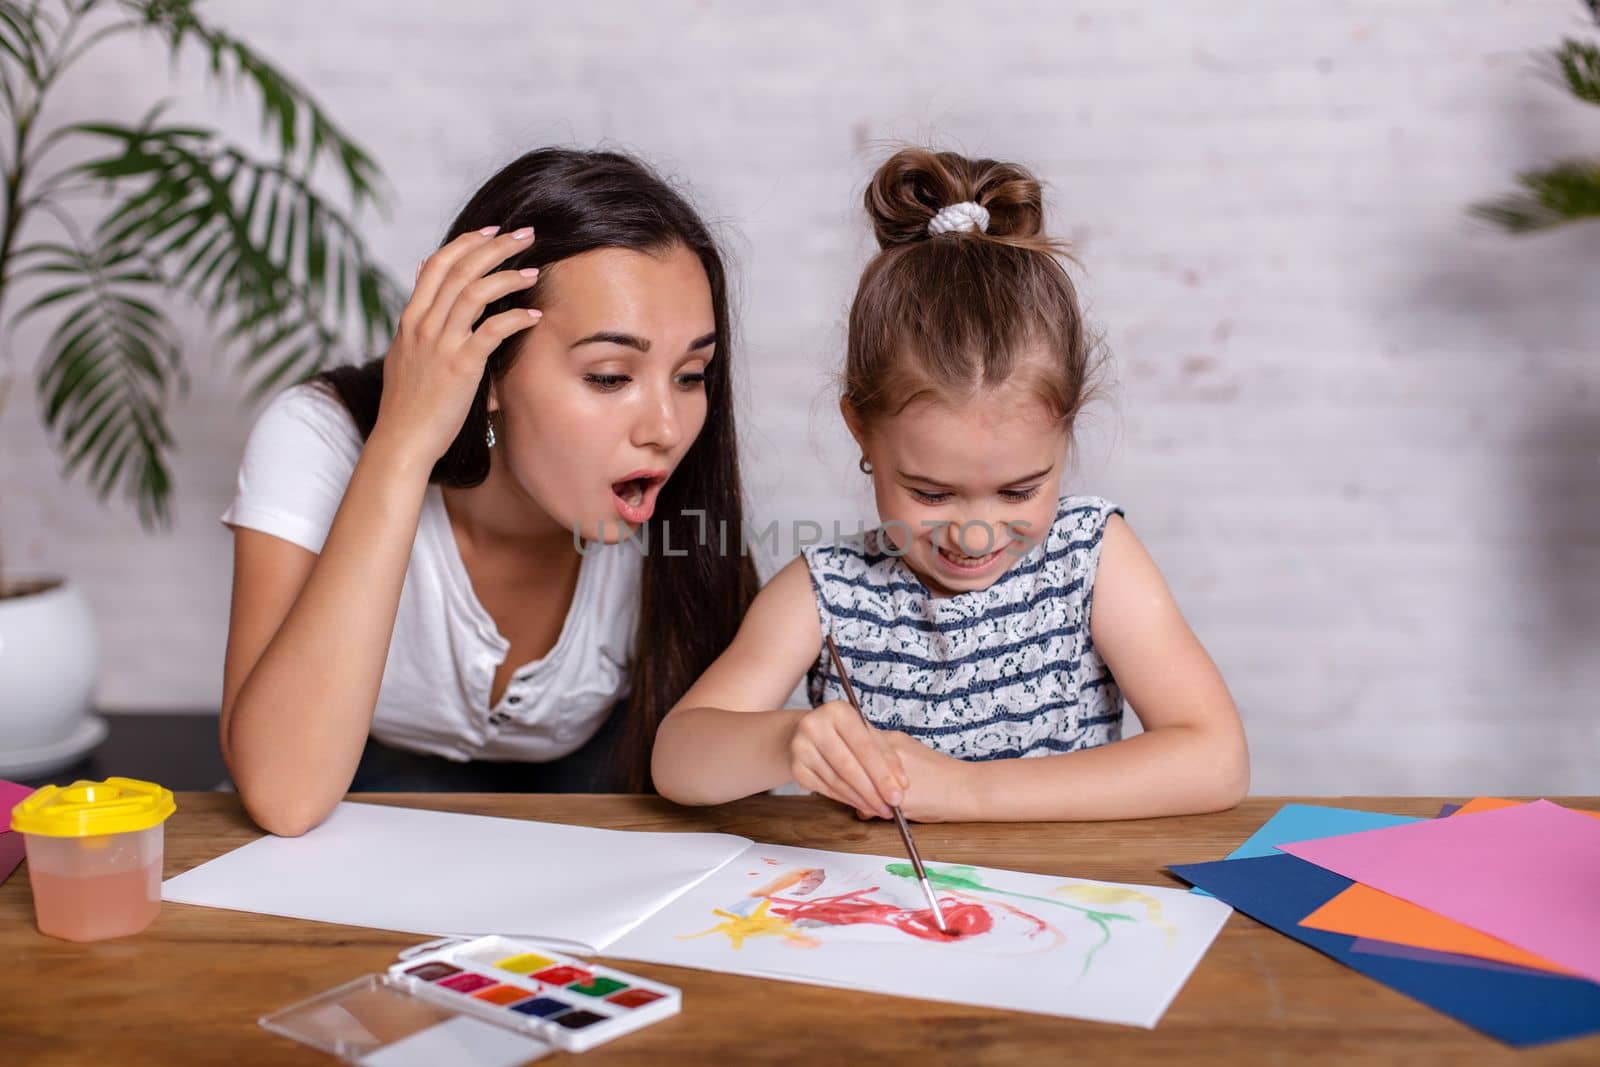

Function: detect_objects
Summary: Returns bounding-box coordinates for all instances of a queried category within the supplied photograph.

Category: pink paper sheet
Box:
[0,779,35,885]
[0,832,23,886]
[1280,800,1600,985]
[0,778,32,813]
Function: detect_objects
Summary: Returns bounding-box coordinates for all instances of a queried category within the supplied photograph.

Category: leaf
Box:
[1547,38,1600,107]
[66,389,133,472]
[305,201,327,299]
[250,339,311,398]
[185,227,234,296]
[67,123,403,399]
[4,8,401,525]
[1470,160,1600,232]
[26,240,181,528]
[0,1,43,80]
[116,0,385,209]
[16,283,91,318]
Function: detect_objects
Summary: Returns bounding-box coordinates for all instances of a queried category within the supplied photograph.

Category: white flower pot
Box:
[0,577,106,778]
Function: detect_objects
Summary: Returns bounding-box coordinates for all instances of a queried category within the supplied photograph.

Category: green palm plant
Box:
[0,0,402,555]
[1471,0,1600,232]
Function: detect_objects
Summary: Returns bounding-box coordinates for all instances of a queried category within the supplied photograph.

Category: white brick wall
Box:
[2,1,1596,793]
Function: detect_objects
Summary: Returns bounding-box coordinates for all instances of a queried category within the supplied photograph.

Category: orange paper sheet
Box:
[1297,798,1598,975]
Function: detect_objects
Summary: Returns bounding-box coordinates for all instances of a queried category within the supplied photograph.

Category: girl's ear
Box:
[487,381,501,415]
[838,396,868,452]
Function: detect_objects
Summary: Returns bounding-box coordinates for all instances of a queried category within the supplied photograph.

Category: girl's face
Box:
[851,380,1070,598]
[489,243,716,542]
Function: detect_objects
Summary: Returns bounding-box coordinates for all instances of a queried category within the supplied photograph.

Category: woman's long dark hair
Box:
[314,148,758,791]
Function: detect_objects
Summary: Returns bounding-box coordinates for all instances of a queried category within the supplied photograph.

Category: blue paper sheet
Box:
[1350,937,1553,977]
[1170,853,1600,1048]
[1223,803,1421,859]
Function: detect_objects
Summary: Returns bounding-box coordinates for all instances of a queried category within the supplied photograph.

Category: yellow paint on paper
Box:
[680,899,819,950]
[1054,884,1177,944]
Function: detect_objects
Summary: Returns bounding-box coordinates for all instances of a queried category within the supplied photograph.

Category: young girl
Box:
[652,148,1247,822]
[221,149,756,836]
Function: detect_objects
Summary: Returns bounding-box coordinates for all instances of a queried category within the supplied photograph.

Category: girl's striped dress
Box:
[803,495,1125,761]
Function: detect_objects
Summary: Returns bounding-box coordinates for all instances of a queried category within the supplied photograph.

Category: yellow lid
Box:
[10,777,175,837]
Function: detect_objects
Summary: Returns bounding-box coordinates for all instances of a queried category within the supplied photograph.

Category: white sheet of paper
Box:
[164,802,1231,1028]
[161,801,750,952]
[607,842,1232,1028]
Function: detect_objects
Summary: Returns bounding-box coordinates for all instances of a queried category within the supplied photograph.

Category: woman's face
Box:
[489,243,716,542]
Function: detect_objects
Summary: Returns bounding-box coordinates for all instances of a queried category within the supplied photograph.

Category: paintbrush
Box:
[824,633,949,934]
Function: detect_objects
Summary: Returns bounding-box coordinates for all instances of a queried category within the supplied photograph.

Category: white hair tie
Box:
[927,201,990,236]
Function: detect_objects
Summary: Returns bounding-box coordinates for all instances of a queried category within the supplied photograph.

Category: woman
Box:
[220,148,757,836]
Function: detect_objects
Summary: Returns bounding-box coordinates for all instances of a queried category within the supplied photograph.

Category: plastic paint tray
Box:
[260,934,681,1064]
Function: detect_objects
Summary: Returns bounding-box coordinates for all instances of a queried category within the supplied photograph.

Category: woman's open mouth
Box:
[611,470,668,524]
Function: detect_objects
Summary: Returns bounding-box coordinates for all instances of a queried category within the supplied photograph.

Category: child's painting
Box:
[609,843,1232,1027]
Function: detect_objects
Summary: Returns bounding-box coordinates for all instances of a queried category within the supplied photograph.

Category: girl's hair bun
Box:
[863,147,1046,250]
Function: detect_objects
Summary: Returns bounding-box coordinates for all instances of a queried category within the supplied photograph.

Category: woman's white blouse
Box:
[221,383,640,762]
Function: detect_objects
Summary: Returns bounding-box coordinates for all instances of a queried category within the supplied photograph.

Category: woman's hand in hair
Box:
[371,226,542,467]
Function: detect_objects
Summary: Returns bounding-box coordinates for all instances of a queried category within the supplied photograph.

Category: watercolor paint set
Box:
[387,935,680,1049]
[260,935,680,1065]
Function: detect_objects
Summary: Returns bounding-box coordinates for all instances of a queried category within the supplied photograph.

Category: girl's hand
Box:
[789,701,909,819]
[371,226,543,467]
[881,731,976,823]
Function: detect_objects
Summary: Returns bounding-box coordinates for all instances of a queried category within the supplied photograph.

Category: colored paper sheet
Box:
[1190,803,1420,897]
[1298,796,1600,975]
[1280,800,1600,985]
[0,832,23,887]
[1169,853,1600,1047]
[1304,887,1574,974]
[1452,797,1523,816]
[1449,796,1600,819]
[0,779,31,814]
[1220,804,1421,860]
[1349,937,1556,977]
[0,780,35,886]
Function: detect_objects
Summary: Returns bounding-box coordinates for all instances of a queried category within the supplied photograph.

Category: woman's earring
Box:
[485,419,497,449]
[858,456,872,474]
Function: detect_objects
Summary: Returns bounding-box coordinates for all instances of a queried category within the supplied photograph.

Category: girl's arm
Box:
[891,515,1249,822]
[652,557,908,815]
[221,228,540,837]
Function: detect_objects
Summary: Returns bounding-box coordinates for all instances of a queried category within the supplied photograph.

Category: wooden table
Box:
[2,794,1596,1066]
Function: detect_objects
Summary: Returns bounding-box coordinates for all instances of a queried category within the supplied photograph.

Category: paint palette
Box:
[260,935,680,1064]
[389,935,680,1052]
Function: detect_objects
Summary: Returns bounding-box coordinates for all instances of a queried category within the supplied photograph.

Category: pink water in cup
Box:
[9,776,175,942]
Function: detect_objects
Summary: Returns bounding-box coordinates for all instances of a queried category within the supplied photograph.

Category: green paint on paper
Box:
[887,862,1137,975]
